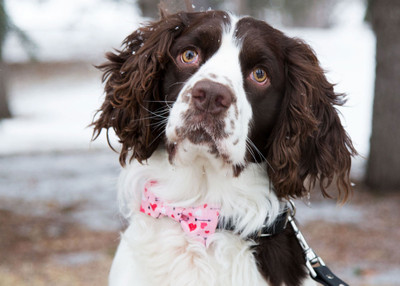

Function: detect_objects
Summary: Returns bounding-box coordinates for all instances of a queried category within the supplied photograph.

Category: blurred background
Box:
[0,0,399,285]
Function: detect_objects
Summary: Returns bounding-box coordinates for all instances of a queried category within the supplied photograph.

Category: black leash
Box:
[286,201,349,286]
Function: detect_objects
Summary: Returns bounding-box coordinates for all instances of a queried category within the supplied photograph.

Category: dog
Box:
[92,9,355,286]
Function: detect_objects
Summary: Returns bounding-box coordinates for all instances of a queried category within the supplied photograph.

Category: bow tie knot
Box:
[140,180,220,246]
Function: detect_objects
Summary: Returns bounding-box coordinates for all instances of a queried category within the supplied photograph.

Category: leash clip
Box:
[287,200,349,286]
[287,200,324,274]
[287,214,324,278]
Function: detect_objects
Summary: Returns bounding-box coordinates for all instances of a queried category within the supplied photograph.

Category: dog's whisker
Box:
[164,94,175,109]
[141,105,170,120]
[246,139,266,161]
[147,105,171,114]
[149,130,166,147]
[167,81,186,89]
[245,140,263,170]
[127,114,168,123]
[144,100,175,104]
[246,138,275,173]
[151,109,170,116]
[150,119,169,130]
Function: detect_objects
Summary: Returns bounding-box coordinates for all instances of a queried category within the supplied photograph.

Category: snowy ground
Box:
[0,149,122,231]
[1,0,398,285]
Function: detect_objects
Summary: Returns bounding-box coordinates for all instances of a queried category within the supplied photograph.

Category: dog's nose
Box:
[192,80,233,114]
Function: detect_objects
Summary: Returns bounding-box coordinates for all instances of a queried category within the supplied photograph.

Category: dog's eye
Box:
[181,49,199,64]
[250,68,269,85]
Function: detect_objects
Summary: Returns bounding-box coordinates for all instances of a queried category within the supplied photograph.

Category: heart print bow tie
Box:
[140,180,220,246]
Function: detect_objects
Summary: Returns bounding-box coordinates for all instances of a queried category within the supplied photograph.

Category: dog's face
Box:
[163,14,284,169]
[92,11,355,199]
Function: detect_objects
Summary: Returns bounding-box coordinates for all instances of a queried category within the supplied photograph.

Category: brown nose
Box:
[191,80,233,115]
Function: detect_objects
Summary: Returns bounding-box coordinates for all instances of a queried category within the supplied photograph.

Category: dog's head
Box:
[92,11,356,200]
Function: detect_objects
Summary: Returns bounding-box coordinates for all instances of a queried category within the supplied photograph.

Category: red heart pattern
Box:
[189,223,197,232]
[150,203,157,211]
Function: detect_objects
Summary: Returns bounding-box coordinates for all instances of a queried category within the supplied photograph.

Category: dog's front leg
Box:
[109,225,146,286]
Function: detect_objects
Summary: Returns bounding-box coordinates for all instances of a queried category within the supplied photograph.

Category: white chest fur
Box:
[109,216,268,285]
[109,150,281,285]
[108,151,318,286]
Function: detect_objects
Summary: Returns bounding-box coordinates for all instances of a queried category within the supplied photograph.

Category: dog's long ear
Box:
[267,37,356,201]
[92,14,187,166]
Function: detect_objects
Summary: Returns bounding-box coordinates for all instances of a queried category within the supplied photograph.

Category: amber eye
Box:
[181,49,199,64]
[251,68,268,83]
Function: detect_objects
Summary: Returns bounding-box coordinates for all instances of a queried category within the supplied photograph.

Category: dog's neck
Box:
[118,148,282,237]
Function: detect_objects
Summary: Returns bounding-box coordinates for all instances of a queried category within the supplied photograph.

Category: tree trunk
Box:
[0,62,10,119]
[0,0,10,119]
[366,0,400,191]
[137,0,159,18]
[232,0,247,15]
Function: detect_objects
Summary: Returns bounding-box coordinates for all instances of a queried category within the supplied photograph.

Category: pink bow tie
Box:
[140,180,220,246]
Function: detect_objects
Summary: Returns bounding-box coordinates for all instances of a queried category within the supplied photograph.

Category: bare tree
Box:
[366,0,400,191]
[0,0,11,119]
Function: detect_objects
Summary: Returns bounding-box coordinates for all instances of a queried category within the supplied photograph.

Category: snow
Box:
[0,67,105,154]
[295,200,364,224]
[52,251,106,266]
[0,149,122,231]
[4,0,142,62]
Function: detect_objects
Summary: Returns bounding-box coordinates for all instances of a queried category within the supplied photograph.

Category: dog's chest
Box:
[123,215,268,286]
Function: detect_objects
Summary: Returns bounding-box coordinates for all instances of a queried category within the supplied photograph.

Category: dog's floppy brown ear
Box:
[267,37,356,201]
[92,14,186,166]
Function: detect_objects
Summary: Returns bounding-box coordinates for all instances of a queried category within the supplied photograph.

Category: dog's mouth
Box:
[174,109,229,143]
[165,95,245,169]
[165,125,245,176]
[166,121,231,164]
[185,128,214,145]
[172,124,220,151]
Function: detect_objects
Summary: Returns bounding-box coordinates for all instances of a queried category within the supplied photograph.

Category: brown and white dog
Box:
[92,10,355,286]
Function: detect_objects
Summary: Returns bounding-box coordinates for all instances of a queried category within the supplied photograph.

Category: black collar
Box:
[217,206,290,238]
[256,207,290,237]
